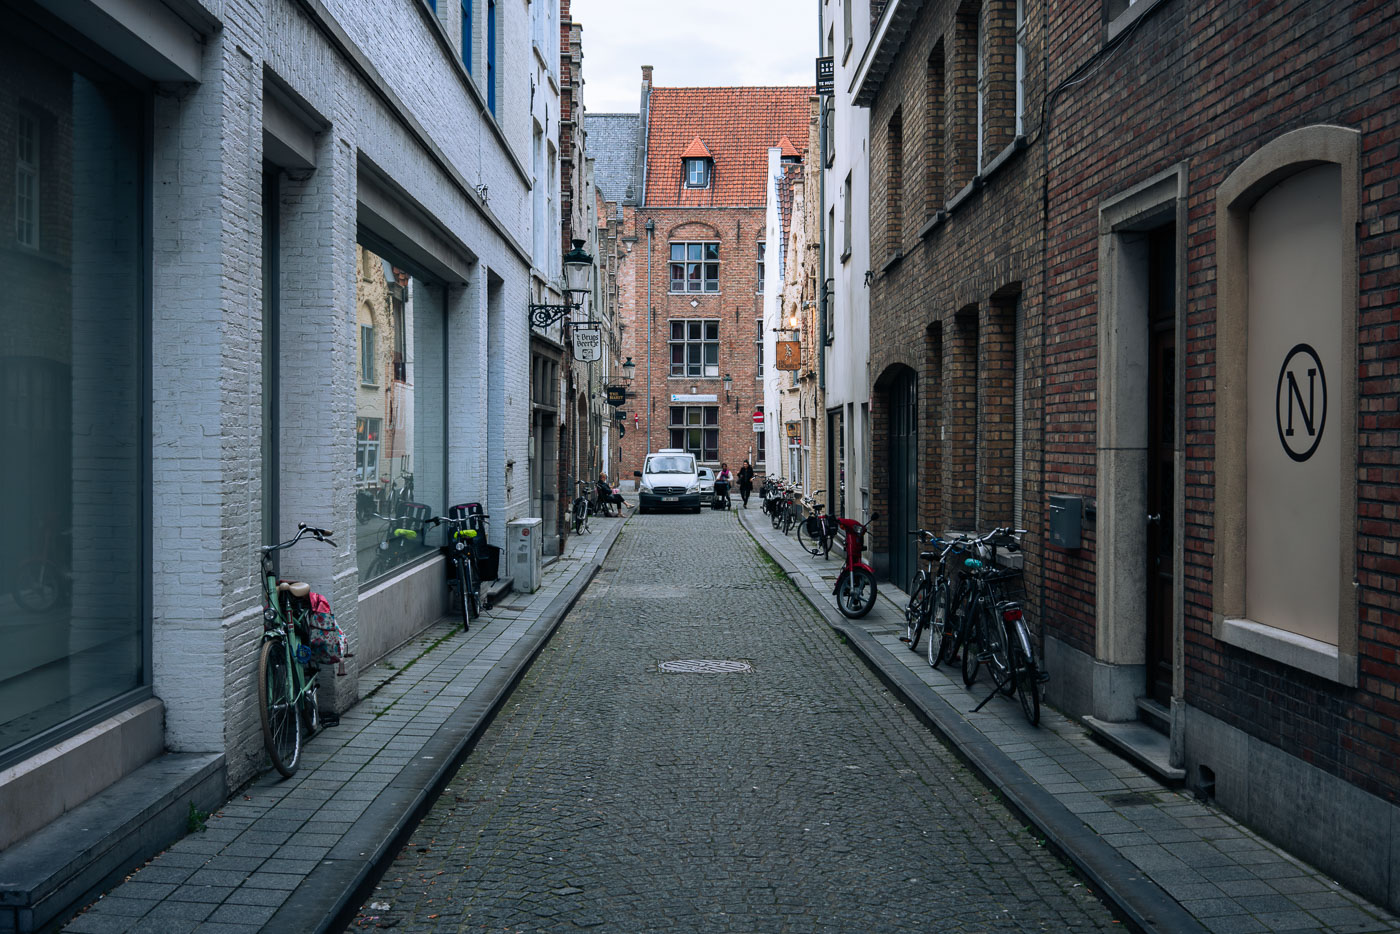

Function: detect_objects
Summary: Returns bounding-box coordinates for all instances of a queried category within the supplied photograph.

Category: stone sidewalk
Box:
[739,506,1398,934]
[61,518,627,934]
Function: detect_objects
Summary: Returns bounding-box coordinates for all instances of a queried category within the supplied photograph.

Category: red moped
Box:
[833,512,879,618]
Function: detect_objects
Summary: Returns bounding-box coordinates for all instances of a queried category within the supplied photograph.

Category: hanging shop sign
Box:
[775,341,801,371]
[785,421,800,439]
[572,325,602,362]
[815,57,834,95]
[605,385,627,406]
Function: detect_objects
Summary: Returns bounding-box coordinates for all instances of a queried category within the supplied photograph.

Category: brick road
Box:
[349,509,1120,932]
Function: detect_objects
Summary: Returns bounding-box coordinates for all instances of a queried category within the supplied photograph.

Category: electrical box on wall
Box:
[1048,495,1082,549]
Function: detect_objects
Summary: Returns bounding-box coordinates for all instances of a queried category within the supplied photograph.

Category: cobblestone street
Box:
[350,510,1120,932]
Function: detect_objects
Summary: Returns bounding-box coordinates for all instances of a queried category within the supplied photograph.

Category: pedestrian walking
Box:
[737,460,754,508]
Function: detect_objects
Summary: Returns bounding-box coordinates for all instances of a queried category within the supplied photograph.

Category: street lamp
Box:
[722,373,732,401]
[622,357,636,382]
[529,239,595,329]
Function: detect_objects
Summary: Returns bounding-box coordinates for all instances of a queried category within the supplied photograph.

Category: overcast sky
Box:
[570,0,820,114]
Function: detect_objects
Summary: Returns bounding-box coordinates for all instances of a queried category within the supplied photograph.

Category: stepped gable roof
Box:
[644,85,812,208]
[586,113,642,207]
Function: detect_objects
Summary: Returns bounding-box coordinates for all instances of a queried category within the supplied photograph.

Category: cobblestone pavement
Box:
[350,509,1121,932]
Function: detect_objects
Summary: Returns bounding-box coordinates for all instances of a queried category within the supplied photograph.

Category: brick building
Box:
[1038,0,1400,911]
[851,0,1400,913]
[853,0,1045,597]
[593,70,812,481]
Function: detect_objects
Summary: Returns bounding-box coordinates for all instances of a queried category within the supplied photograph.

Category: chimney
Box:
[641,65,653,86]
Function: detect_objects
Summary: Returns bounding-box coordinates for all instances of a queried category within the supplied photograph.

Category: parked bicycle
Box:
[429,503,493,630]
[797,490,836,560]
[901,528,945,652]
[571,479,594,535]
[934,527,1044,726]
[11,523,71,613]
[259,523,343,777]
[833,512,879,618]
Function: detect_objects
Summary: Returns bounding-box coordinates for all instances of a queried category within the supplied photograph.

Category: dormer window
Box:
[685,158,711,189]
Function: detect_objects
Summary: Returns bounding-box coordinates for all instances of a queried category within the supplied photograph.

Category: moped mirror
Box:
[633,471,642,478]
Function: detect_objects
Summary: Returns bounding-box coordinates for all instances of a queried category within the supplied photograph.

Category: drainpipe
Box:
[817,0,828,394]
[646,217,655,453]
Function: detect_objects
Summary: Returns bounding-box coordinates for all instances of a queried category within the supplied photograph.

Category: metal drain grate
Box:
[659,659,753,674]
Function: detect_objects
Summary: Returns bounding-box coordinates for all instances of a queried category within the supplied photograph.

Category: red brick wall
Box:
[616,207,766,480]
[1044,0,1400,800]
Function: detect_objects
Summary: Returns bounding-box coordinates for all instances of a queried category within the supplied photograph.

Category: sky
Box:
[569,0,820,114]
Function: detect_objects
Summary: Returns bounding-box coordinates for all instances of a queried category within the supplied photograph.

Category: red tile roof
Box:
[776,135,800,158]
[645,86,813,208]
[681,137,712,159]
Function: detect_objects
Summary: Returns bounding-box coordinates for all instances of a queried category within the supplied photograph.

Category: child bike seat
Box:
[277,581,312,598]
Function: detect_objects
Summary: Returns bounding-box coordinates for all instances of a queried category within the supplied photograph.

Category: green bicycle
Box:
[259,523,335,777]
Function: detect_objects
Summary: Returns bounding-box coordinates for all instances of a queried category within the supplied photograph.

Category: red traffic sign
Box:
[752,410,764,425]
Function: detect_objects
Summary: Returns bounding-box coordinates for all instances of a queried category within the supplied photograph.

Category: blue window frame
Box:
[487,0,497,115]
[460,0,472,73]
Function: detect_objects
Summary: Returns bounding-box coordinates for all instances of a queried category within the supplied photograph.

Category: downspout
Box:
[646,217,655,453]
[817,0,828,393]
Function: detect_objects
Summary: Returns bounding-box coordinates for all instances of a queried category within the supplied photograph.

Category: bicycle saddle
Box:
[277,581,311,598]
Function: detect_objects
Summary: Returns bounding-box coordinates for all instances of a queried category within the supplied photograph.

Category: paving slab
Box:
[738,506,1399,934]
[61,518,627,934]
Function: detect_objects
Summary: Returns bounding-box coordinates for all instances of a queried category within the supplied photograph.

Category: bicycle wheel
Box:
[300,670,319,734]
[904,572,930,651]
[797,517,823,556]
[821,521,834,560]
[981,602,1015,696]
[258,639,302,777]
[1015,644,1042,726]
[12,558,60,612]
[572,500,584,535]
[836,567,877,619]
[927,578,951,668]
[464,559,480,621]
[455,559,471,631]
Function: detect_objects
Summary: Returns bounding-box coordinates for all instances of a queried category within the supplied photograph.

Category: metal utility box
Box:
[1048,495,1082,549]
[507,518,543,593]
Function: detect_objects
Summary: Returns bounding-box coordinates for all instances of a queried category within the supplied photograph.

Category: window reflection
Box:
[354,246,446,583]
[0,35,145,759]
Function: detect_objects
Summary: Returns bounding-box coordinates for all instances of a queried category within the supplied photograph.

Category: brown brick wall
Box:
[1044,0,1400,801]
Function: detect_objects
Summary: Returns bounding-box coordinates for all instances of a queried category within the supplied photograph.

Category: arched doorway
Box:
[885,367,918,592]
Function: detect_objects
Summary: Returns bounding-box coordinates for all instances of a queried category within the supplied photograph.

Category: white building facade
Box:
[821,0,873,520]
[0,0,538,907]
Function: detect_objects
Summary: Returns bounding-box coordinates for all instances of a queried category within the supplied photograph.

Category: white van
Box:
[634,449,701,513]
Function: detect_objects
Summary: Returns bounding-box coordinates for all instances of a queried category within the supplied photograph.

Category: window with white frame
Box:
[670,318,719,377]
[356,417,382,486]
[685,158,711,189]
[1015,0,1026,136]
[670,241,719,292]
[755,317,764,379]
[843,0,853,60]
[360,324,376,384]
[15,111,38,248]
[669,405,719,461]
[756,241,765,292]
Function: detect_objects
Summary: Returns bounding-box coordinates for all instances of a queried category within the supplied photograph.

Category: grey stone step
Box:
[0,752,225,933]
[1082,715,1186,784]
[1136,696,1171,734]
[484,576,514,607]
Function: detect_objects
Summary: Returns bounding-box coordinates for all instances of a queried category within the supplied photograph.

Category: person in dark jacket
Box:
[737,461,755,508]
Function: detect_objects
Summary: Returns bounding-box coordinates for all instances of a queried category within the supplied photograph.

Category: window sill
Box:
[980,135,1028,184]
[879,250,904,276]
[667,291,720,296]
[917,211,947,240]
[1107,0,1167,42]
[946,177,981,214]
[1219,617,1358,687]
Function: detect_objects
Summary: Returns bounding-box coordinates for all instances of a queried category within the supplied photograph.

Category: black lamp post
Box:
[622,356,636,381]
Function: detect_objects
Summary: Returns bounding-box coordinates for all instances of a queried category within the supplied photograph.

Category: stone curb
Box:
[268,518,628,934]
[736,508,1206,934]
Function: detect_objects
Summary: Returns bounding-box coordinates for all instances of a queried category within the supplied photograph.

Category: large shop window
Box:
[0,32,146,765]
[353,245,447,585]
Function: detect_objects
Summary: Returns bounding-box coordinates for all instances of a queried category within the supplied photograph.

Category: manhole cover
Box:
[659,659,753,674]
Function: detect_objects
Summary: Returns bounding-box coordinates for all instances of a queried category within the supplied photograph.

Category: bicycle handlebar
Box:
[263,523,336,553]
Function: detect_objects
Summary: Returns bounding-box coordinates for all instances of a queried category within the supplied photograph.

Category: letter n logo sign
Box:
[1275,343,1327,462]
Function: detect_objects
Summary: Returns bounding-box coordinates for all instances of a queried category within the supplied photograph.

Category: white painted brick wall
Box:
[131,0,536,789]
